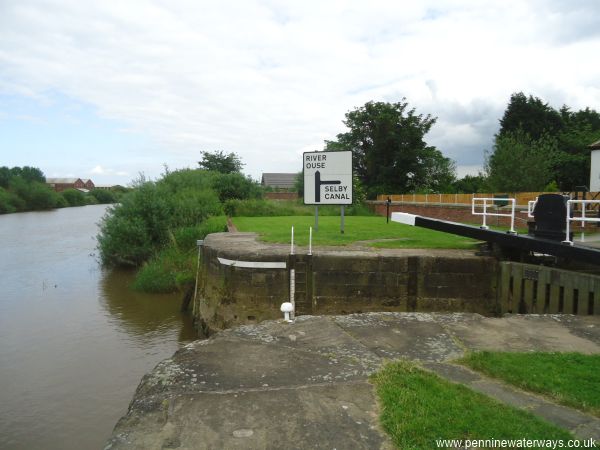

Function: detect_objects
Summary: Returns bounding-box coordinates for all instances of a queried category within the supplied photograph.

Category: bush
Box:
[97,170,227,268]
[209,172,263,202]
[0,188,17,213]
[131,246,196,293]
[89,189,117,204]
[97,211,154,266]
[9,178,60,210]
[61,188,87,207]
[224,198,373,217]
[172,216,227,251]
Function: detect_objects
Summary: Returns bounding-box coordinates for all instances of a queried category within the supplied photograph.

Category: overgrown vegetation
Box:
[459,352,600,417]
[97,165,258,292]
[233,216,479,248]
[225,198,372,217]
[371,360,574,449]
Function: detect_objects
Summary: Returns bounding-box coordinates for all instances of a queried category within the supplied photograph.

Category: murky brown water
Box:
[0,205,197,450]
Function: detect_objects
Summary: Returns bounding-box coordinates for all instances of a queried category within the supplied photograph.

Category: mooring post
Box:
[386,196,391,223]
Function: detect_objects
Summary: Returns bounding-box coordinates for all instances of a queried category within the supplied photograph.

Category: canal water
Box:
[0,205,197,450]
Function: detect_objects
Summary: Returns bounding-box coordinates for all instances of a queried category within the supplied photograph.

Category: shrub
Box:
[61,188,87,207]
[89,189,117,204]
[209,172,263,202]
[131,246,196,293]
[10,177,60,210]
[0,188,17,213]
[97,211,154,267]
[224,198,373,217]
[97,170,227,268]
[224,198,312,216]
[172,216,227,251]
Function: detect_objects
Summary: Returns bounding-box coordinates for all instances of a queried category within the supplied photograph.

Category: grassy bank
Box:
[459,352,600,417]
[233,215,480,249]
[371,360,574,449]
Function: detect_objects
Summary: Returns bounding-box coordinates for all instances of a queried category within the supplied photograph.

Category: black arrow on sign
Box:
[315,170,341,203]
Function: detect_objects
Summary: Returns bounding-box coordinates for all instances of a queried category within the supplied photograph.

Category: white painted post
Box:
[509,199,516,234]
[481,200,489,229]
[290,226,294,254]
[563,201,573,245]
[309,227,312,255]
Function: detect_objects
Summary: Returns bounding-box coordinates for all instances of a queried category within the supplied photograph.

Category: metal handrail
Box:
[562,199,600,245]
[472,197,516,234]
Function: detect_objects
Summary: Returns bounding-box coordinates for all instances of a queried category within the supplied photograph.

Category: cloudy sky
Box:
[1,0,599,185]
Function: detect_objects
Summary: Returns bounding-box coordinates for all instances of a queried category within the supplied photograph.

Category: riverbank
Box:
[106,312,600,449]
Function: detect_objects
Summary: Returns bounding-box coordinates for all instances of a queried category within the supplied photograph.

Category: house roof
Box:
[589,139,600,149]
[261,173,297,188]
[46,178,82,184]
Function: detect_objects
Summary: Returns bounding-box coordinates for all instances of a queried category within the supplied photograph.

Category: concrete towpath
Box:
[106,313,600,449]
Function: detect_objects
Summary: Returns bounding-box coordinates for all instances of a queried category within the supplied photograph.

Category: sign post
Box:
[303,151,353,234]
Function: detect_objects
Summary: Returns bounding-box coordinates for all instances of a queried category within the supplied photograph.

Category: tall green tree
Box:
[485,129,557,192]
[489,92,600,191]
[325,100,455,198]
[198,150,244,174]
[499,92,564,140]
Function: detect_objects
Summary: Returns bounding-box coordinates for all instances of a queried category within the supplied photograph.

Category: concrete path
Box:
[106,313,600,449]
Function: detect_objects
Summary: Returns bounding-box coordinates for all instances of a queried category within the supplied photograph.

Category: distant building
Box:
[261,173,297,190]
[46,178,86,192]
[81,179,95,190]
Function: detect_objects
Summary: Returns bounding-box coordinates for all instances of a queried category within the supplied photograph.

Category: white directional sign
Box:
[303,151,352,205]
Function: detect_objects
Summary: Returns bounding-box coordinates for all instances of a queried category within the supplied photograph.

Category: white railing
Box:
[472,197,516,234]
[562,200,600,245]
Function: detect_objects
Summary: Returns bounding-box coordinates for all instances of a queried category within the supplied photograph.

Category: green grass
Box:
[232,216,480,249]
[459,352,600,417]
[371,360,574,449]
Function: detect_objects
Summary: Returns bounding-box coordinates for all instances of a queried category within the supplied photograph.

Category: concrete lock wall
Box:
[193,233,499,334]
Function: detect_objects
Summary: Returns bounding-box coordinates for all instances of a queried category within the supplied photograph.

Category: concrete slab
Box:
[334,312,464,362]
[107,313,600,449]
[443,314,600,353]
[108,382,391,450]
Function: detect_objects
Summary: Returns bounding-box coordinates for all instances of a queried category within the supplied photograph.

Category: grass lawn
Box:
[232,216,480,249]
[371,361,574,449]
[459,352,600,417]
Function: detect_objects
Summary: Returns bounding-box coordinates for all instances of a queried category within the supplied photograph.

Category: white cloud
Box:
[90,165,105,174]
[89,165,129,177]
[1,0,599,180]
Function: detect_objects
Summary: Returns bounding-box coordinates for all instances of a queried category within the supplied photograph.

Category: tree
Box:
[485,129,557,192]
[452,174,489,193]
[324,100,455,198]
[198,150,244,174]
[499,92,564,140]
[491,93,600,191]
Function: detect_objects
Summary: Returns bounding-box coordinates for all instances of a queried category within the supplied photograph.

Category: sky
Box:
[1,0,599,186]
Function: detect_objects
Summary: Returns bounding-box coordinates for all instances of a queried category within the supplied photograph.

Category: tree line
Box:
[0,166,121,214]
[316,94,600,198]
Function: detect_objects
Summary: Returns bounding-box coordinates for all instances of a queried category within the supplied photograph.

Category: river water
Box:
[0,205,197,450]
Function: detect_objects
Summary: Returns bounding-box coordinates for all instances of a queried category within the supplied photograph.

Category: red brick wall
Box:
[369,200,600,232]
[265,192,298,201]
[369,202,529,229]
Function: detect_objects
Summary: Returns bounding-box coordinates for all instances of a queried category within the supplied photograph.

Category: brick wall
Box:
[265,192,298,201]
